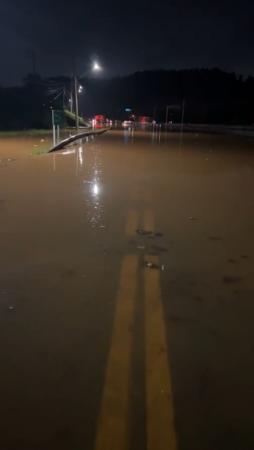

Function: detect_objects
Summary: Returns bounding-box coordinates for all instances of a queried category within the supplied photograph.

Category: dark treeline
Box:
[0,69,254,129]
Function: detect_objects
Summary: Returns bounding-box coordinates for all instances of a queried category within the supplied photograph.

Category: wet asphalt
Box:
[0,130,254,450]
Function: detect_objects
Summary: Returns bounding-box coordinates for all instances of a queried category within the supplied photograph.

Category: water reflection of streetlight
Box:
[92,182,100,196]
[78,146,83,166]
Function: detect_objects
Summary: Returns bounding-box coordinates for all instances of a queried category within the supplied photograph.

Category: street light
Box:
[92,61,102,72]
[74,60,102,133]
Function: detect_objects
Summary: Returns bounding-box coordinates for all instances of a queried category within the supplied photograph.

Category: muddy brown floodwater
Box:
[0,130,254,450]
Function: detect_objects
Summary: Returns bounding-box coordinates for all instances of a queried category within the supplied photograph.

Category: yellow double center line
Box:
[95,255,138,450]
[145,253,177,450]
[95,210,177,450]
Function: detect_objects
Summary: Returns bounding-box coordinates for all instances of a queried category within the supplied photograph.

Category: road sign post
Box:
[52,110,64,145]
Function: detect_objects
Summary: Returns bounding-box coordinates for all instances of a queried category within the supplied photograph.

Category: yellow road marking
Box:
[143,209,154,231]
[125,210,138,236]
[144,255,177,450]
[95,255,138,450]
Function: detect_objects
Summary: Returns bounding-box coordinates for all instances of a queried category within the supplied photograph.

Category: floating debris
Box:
[136,229,153,236]
[0,157,16,165]
[208,236,222,241]
[136,229,163,237]
[188,216,197,221]
[145,261,155,269]
[144,261,164,271]
[8,306,15,311]
[154,232,163,237]
[137,245,146,250]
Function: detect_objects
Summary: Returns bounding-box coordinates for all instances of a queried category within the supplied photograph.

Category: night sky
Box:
[1,0,254,85]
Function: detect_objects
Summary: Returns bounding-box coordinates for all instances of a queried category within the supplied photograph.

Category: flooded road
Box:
[1,130,254,450]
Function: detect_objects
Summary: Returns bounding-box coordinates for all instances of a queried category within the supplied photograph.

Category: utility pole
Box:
[74,75,79,133]
[70,91,73,113]
[62,86,66,109]
[51,109,56,147]
[180,99,185,134]
[165,105,169,127]
[72,59,101,133]
[179,99,185,148]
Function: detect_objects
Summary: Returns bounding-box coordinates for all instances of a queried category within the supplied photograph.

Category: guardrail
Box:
[48,128,109,153]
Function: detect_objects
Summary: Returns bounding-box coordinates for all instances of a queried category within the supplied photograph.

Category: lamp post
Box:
[74,75,79,132]
[74,60,102,134]
[165,105,169,127]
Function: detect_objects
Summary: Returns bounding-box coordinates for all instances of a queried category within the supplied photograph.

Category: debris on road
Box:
[136,229,164,237]
[145,261,156,268]
[154,232,163,237]
[144,260,165,271]
[0,157,16,166]
[136,229,153,236]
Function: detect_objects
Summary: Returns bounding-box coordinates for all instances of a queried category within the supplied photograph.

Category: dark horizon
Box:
[2,65,254,89]
[1,67,254,129]
[1,0,254,86]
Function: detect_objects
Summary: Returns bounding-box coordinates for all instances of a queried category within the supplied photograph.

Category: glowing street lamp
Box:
[74,60,103,133]
[92,61,102,72]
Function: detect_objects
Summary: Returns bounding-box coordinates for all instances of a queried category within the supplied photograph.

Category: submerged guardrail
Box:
[48,128,109,153]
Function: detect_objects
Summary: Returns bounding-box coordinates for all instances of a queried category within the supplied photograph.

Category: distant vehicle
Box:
[93,114,106,128]
[138,116,153,124]
[122,120,134,128]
